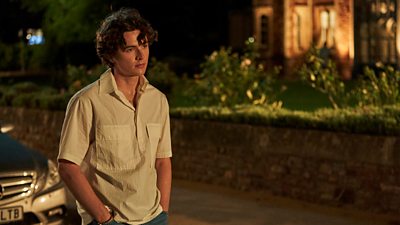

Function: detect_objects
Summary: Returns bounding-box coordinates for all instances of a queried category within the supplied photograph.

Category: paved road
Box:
[169,181,392,225]
[63,180,395,225]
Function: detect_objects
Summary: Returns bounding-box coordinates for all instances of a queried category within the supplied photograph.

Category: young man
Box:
[58,8,172,225]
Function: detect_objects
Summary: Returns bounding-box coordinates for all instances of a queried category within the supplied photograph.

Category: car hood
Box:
[0,133,47,173]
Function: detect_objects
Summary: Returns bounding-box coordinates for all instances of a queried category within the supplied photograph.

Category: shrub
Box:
[299,46,349,109]
[25,44,48,70]
[11,82,40,93]
[0,81,70,110]
[66,64,106,92]
[0,42,20,70]
[11,93,37,108]
[352,63,400,107]
[185,38,282,107]
[0,82,39,106]
[1,88,15,106]
[35,92,73,110]
[146,57,179,96]
[170,104,400,135]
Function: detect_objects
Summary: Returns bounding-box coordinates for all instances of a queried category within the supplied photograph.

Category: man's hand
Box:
[88,219,125,225]
[58,159,111,223]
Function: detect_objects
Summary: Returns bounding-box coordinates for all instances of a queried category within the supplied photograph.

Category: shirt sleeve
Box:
[58,95,93,165]
[156,96,172,158]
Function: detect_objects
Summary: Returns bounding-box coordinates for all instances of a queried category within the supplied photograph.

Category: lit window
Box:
[320,10,335,47]
[357,0,397,64]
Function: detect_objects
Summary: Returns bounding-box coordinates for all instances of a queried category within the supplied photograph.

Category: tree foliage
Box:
[184,39,283,107]
[353,64,400,106]
[21,0,109,45]
[300,46,400,109]
[299,46,349,109]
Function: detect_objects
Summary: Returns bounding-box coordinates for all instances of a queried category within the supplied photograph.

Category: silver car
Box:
[0,124,67,225]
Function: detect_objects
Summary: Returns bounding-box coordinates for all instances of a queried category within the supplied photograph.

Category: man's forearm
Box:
[155,158,172,212]
[58,160,111,223]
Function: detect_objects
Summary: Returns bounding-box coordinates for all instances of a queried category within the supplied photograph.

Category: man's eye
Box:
[125,48,133,52]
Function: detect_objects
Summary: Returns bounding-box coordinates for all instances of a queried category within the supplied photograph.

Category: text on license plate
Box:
[0,206,23,224]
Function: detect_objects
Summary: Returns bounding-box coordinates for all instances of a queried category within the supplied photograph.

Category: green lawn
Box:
[275,81,332,111]
[169,80,335,111]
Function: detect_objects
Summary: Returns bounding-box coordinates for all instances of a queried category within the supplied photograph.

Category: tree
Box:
[21,0,109,45]
[19,0,112,67]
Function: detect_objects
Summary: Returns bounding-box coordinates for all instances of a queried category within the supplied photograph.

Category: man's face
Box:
[112,30,149,77]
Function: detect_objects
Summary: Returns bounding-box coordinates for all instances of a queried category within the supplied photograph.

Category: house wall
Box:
[334,0,353,79]
[1,107,400,216]
[251,0,353,79]
[228,9,253,50]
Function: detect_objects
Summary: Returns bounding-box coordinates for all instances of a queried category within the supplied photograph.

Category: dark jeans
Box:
[88,211,168,225]
[142,211,168,225]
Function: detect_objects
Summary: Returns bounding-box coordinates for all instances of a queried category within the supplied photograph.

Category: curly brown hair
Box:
[96,8,158,67]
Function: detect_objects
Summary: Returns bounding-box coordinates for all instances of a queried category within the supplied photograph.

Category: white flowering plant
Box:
[353,63,400,106]
[300,46,400,109]
[299,46,350,109]
[187,38,282,107]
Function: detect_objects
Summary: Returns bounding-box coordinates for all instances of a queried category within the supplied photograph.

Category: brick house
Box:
[229,0,399,79]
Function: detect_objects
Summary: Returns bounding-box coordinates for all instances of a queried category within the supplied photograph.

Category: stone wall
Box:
[1,107,400,216]
[172,119,400,216]
[0,107,65,160]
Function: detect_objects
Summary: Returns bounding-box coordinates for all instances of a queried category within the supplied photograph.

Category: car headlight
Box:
[35,159,61,193]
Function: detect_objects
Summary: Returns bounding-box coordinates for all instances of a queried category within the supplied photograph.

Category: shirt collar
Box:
[138,75,149,93]
[98,69,149,94]
[98,69,117,94]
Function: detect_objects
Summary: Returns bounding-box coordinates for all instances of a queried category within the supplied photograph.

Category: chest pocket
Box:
[146,123,162,168]
[96,125,139,170]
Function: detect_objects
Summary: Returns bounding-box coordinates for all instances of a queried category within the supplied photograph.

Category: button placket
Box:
[136,119,144,152]
[134,87,146,153]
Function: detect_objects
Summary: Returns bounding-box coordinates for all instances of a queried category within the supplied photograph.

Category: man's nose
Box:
[135,49,143,60]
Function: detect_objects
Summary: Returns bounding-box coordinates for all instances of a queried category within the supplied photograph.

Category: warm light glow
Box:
[380,2,388,14]
[329,11,335,28]
[386,18,395,34]
[335,36,349,58]
[371,3,376,13]
[396,32,400,61]
[349,0,354,61]
[390,2,395,12]
[293,5,312,53]
[321,11,329,29]
[0,124,14,133]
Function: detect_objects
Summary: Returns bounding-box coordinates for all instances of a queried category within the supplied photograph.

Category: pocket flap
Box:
[146,123,162,141]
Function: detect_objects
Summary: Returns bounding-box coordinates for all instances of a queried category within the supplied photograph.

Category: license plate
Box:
[0,206,23,224]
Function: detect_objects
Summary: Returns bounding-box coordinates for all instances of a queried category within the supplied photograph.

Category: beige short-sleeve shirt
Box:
[58,69,172,225]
